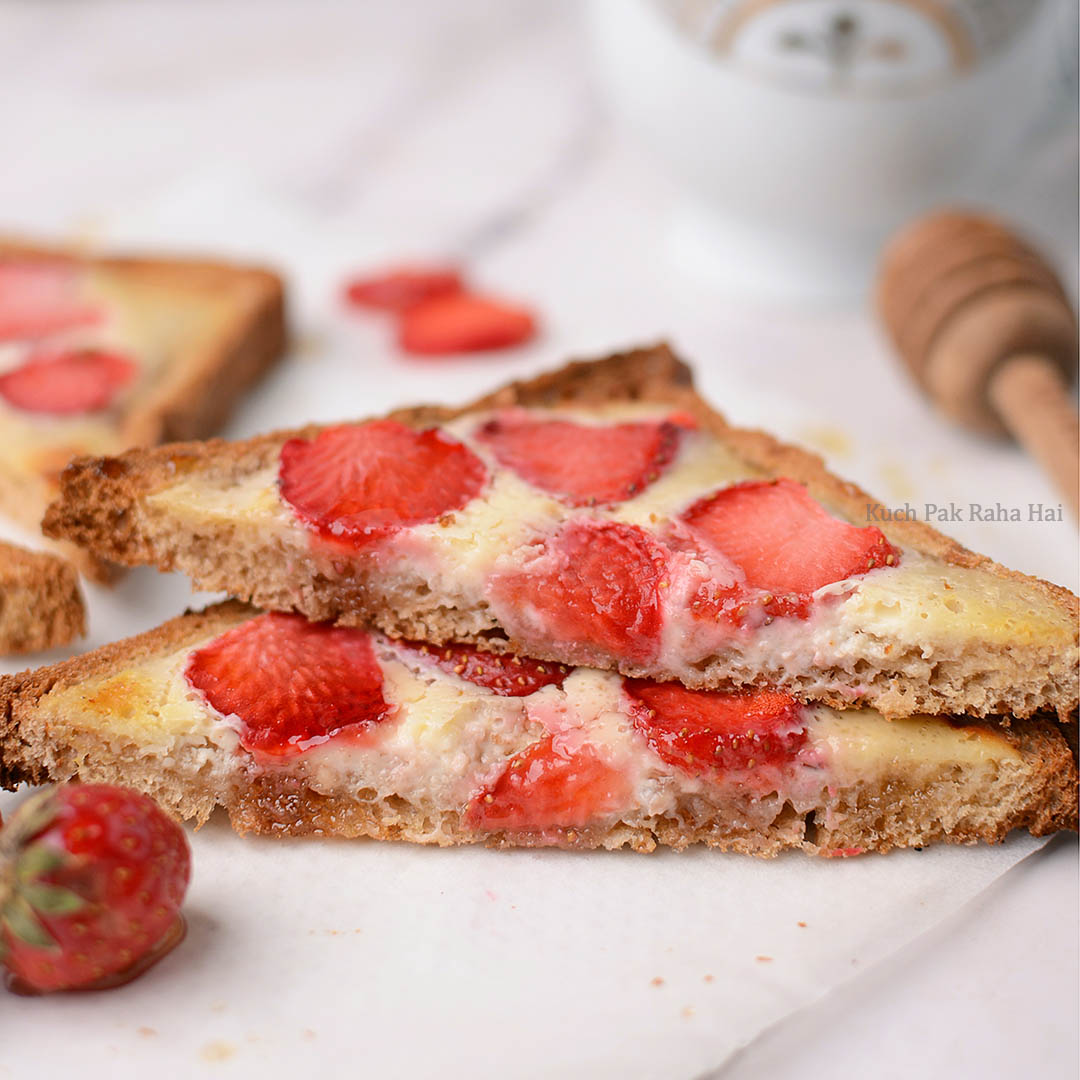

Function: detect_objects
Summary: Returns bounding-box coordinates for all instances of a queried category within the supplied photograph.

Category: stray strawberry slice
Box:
[465,735,631,831]
[397,640,570,696]
[0,262,101,341]
[476,412,684,506]
[0,348,137,416]
[344,266,464,312]
[682,479,898,618]
[185,612,392,757]
[399,293,536,355]
[279,420,487,547]
[625,679,806,776]
[489,520,667,666]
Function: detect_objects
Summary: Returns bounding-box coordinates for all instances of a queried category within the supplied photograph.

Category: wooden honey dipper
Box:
[876,210,1079,518]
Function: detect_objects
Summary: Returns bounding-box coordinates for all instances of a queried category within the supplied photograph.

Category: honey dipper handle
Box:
[988,355,1080,519]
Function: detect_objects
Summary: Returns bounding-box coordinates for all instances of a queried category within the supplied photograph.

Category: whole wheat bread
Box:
[42,345,1079,720]
[0,602,1075,855]
[0,540,84,655]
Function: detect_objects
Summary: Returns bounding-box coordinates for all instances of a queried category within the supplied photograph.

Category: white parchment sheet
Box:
[0,178,1073,1078]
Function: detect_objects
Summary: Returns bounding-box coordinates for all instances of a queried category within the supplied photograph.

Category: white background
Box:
[0,3,1076,1078]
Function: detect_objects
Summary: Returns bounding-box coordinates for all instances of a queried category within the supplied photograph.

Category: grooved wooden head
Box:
[876,210,1077,436]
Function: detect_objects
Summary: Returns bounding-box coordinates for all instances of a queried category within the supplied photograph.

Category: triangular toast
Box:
[1,602,1074,854]
[42,345,1078,720]
[0,239,286,580]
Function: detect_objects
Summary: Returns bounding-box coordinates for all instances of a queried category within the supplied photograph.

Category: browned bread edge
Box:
[0,238,288,581]
[0,540,85,655]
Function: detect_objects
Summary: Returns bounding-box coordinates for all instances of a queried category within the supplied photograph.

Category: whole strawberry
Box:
[0,784,190,994]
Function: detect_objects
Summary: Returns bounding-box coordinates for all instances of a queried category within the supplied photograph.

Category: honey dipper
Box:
[876,210,1079,518]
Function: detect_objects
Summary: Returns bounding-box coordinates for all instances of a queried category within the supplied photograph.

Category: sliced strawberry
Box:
[185,612,393,757]
[0,262,101,341]
[399,293,536,355]
[279,420,488,548]
[397,640,570,696]
[489,520,667,665]
[686,578,756,628]
[0,348,137,416]
[624,679,806,777]
[682,479,898,618]
[344,265,464,312]
[475,412,683,506]
[465,735,630,831]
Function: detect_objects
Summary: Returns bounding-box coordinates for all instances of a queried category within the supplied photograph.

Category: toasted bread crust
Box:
[0,239,287,582]
[0,540,85,656]
[0,601,1075,854]
[41,344,1080,719]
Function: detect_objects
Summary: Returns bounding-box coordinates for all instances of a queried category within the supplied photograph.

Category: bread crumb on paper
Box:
[200,1041,237,1063]
[799,425,852,459]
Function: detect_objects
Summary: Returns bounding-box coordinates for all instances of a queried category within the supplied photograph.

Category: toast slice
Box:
[0,540,84,655]
[0,239,287,580]
[42,345,1078,720]
[0,602,1074,854]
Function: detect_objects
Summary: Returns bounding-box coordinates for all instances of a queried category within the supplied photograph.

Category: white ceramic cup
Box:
[586,0,1058,302]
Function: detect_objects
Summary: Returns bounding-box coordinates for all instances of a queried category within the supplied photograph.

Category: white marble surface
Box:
[0,3,1076,1078]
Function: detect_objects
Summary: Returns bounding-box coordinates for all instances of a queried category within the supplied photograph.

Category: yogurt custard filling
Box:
[147,402,1071,699]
